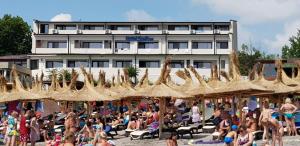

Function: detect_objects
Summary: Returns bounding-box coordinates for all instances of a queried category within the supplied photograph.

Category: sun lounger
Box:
[111,123,126,135]
[129,122,159,140]
[202,125,216,133]
[125,129,135,137]
[54,125,65,133]
[252,130,263,140]
[176,126,194,139]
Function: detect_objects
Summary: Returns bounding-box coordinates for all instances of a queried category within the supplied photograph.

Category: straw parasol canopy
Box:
[212,52,273,96]
[0,65,44,102]
[281,65,299,86]
[128,58,191,99]
[135,68,150,90]
[293,60,300,82]
[74,67,113,101]
[95,70,121,100]
[49,69,78,101]
[207,64,227,88]
[251,61,297,96]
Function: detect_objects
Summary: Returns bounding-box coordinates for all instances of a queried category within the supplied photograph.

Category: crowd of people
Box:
[0,96,298,146]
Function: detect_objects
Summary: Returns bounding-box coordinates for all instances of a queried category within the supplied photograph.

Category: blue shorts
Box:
[224,137,233,144]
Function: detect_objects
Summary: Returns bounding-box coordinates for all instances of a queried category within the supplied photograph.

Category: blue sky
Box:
[1,0,300,54]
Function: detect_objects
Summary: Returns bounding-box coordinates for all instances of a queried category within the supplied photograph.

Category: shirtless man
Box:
[280,98,298,136]
[269,118,283,146]
[224,125,238,146]
[259,101,272,141]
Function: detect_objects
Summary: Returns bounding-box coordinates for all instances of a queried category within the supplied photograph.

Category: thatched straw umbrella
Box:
[125,59,191,139]
[49,69,78,101]
[207,65,227,89]
[212,52,272,96]
[0,65,44,102]
[74,67,113,102]
[95,70,120,100]
[281,65,299,86]
[252,61,297,96]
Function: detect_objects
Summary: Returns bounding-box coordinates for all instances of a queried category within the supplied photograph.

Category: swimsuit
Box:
[224,137,233,144]
[237,133,249,146]
[284,113,294,119]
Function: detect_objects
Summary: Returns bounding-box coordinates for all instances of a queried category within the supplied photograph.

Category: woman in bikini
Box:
[224,125,238,146]
[280,98,298,136]
[235,125,253,146]
[258,101,272,141]
[64,112,77,134]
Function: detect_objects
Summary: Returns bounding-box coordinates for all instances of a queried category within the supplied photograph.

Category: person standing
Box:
[280,98,298,136]
[19,110,31,146]
[191,102,201,123]
[30,112,40,146]
[5,111,18,146]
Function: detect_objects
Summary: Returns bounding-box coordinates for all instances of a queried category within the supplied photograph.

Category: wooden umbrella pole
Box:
[159,97,165,140]
[202,98,206,127]
[128,98,132,121]
[238,95,243,121]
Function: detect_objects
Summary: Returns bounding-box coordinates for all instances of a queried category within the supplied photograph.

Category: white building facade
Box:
[30,20,237,83]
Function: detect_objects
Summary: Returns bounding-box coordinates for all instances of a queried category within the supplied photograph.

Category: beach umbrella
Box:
[74,67,113,101]
[0,65,44,102]
[49,69,78,101]
[95,70,121,100]
[127,58,191,139]
[207,65,227,89]
[281,65,299,86]
[211,52,273,96]
[251,61,297,96]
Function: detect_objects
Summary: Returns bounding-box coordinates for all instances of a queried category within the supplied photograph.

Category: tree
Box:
[282,30,300,59]
[238,44,263,76]
[127,66,139,84]
[58,69,71,82]
[0,14,31,55]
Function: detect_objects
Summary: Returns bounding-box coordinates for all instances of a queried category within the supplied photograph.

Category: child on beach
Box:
[224,125,238,146]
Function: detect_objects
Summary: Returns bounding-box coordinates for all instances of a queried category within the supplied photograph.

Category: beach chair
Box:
[111,119,129,135]
[130,122,159,140]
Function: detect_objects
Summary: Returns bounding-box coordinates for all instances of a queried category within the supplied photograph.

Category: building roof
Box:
[34,20,235,24]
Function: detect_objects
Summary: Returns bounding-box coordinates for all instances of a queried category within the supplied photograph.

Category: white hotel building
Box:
[30,20,237,83]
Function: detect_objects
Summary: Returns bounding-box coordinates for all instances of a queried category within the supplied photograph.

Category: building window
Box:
[92,60,109,68]
[109,25,131,30]
[138,25,159,30]
[46,60,63,68]
[216,41,228,49]
[40,24,49,33]
[192,42,212,49]
[67,60,89,68]
[215,25,230,31]
[168,25,189,30]
[139,60,160,68]
[113,60,132,68]
[170,60,184,68]
[138,42,159,49]
[82,42,103,48]
[104,40,112,48]
[168,41,188,49]
[191,25,212,31]
[193,60,216,69]
[47,41,67,48]
[115,41,130,49]
[30,60,39,70]
[14,60,27,67]
[55,25,76,30]
[186,60,190,68]
[83,25,104,30]
[221,60,226,69]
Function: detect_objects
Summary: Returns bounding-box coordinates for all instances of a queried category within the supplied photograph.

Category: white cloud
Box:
[51,13,72,21]
[125,9,155,21]
[191,0,300,24]
[264,20,300,51]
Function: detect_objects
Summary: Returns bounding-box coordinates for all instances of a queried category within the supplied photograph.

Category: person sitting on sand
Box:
[218,114,231,140]
[280,97,298,136]
[235,125,253,146]
[224,125,238,146]
[258,101,272,141]
[269,117,283,146]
